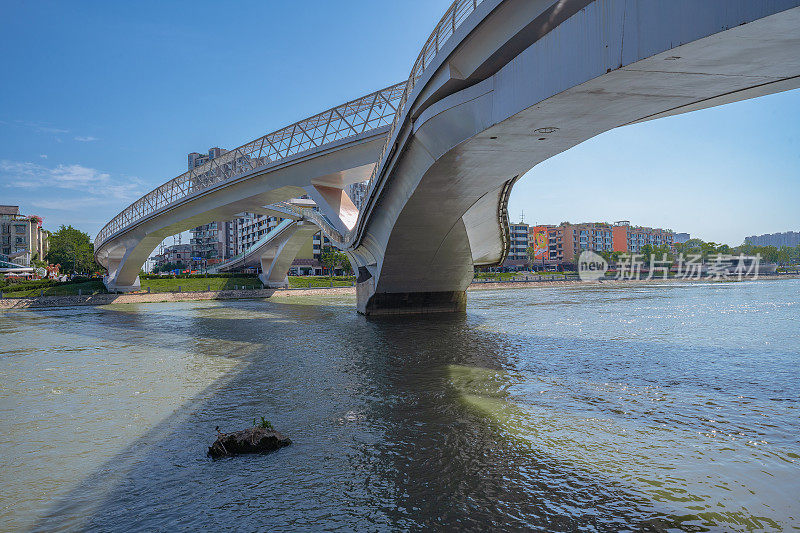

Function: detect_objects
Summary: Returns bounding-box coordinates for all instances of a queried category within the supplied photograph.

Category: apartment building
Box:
[150,244,192,270]
[542,226,565,266]
[674,232,691,244]
[745,231,800,248]
[0,205,49,266]
[503,222,530,267]
[190,221,236,263]
[561,222,614,264]
[187,148,236,262]
[506,220,676,269]
[235,214,283,254]
[347,181,369,210]
[611,221,675,253]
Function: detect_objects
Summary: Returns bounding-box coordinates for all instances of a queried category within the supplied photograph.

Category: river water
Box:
[1,280,798,531]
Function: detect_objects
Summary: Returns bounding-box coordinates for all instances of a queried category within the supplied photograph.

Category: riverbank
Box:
[0,286,356,309]
[2,275,796,310]
[0,275,355,299]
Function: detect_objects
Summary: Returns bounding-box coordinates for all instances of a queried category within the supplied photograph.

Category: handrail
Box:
[364,0,485,192]
[95,82,405,251]
[209,218,295,273]
[270,202,343,244]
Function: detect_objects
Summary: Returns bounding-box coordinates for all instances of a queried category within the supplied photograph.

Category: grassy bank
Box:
[1,275,355,298]
[288,276,354,288]
[142,275,354,291]
[0,280,108,298]
[141,276,261,292]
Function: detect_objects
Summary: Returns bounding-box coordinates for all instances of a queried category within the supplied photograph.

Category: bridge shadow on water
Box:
[24,299,722,532]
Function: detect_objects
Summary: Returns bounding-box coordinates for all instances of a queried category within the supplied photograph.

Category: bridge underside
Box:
[350,0,800,314]
[259,221,320,288]
[97,131,384,292]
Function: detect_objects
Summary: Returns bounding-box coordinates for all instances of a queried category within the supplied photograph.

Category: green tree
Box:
[31,252,48,270]
[676,239,704,258]
[320,246,351,278]
[699,241,714,259]
[45,225,100,274]
[639,244,655,263]
[526,245,537,265]
[776,247,792,266]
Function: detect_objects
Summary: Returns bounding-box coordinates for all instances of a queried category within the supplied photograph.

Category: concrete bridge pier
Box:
[356,285,468,316]
[258,221,320,288]
[103,246,141,293]
[106,276,142,293]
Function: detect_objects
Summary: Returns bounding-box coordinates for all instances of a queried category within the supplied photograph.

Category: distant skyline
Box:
[1,1,798,246]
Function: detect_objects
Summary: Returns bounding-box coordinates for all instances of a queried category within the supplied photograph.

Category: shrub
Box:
[253,416,274,430]
[139,273,259,280]
[0,276,98,293]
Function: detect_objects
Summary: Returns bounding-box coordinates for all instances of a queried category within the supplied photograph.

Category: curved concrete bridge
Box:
[96,0,800,314]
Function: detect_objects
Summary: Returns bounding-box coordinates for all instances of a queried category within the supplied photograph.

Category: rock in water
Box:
[208,427,291,458]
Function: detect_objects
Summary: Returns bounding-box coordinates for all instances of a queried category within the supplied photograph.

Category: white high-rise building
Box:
[347,181,369,210]
[235,214,283,254]
[188,148,236,263]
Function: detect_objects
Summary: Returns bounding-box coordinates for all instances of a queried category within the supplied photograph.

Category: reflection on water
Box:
[0,280,798,531]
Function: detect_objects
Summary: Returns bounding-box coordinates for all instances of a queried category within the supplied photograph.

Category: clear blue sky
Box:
[1,0,798,246]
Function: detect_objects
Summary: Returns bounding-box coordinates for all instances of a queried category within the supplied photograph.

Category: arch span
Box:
[341,0,800,314]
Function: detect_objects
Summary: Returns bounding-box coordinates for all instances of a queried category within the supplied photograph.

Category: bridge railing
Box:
[271,201,345,246]
[365,0,485,193]
[95,82,405,251]
[297,209,346,246]
[210,218,295,273]
[270,201,306,218]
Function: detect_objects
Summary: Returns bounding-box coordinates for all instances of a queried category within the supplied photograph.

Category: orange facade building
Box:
[521,221,676,269]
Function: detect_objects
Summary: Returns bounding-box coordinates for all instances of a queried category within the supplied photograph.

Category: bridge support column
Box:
[259,272,290,289]
[105,276,141,293]
[356,281,466,316]
[257,221,319,289]
[103,253,142,292]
